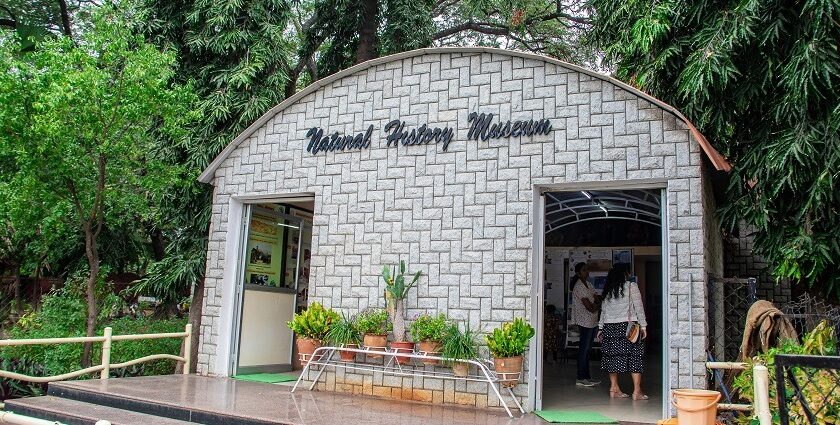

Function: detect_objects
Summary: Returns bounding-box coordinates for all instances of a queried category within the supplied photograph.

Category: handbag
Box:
[625,282,642,343]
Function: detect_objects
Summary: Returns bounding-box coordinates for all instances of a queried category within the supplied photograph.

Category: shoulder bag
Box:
[625,282,641,343]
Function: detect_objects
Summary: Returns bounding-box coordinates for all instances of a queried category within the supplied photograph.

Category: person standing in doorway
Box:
[597,266,648,400]
[570,262,600,387]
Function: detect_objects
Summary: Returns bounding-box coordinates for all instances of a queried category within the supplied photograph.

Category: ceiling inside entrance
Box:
[545,189,661,234]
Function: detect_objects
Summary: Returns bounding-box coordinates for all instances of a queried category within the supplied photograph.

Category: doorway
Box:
[537,188,665,424]
[231,199,314,375]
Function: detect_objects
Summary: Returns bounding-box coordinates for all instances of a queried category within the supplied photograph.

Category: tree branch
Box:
[57,0,73,38]
[432,21,509,40]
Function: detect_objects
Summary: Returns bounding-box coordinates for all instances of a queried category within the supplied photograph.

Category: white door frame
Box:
[528,180,669,415]
[213,192,315,377]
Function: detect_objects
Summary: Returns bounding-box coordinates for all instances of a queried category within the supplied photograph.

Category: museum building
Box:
[194,47,733,420]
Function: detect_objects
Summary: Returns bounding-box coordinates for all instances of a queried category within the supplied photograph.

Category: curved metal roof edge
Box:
[198,47,731,183]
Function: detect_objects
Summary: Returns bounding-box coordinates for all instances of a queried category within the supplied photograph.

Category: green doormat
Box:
[534,410,618,423]
[232,372,299,383]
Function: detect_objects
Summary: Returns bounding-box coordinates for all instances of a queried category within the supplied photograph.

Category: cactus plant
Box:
[382,260,421,342]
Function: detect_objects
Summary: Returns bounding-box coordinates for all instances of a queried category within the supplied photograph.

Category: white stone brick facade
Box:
[198,48,725,411]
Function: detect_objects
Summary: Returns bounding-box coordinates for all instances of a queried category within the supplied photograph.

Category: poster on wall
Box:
[245,211,283,287]
[612,249,633,275]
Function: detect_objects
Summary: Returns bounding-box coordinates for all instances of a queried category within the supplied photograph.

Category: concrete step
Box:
[47,379,283,425]
[4,396,196,425]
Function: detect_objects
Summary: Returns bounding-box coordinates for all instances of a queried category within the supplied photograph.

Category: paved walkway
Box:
[6,375,658,424]
[49,375,544,424]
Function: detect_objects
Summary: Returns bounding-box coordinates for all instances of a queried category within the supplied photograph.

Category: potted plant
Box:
[382,260,421,364]
[485,317,535,387]
[355,308,390,358]
[286,302,339,364]
[441,323,479,376]
[326,313,362,362]
[409,313,449,365]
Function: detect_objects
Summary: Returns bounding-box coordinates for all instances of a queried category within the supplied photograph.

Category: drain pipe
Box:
[688,274,694,389]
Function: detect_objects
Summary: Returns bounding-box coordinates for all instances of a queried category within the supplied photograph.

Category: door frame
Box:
[230,206,305,375]
[215,192,315,377]
[529,180,669,415]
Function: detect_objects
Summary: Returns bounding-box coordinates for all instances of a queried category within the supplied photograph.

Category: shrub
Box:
[286,302,339,340]
[485,318,535,358]
[410,313,449,343]
[355,309,390,335]
[0,289,186,400]
[732,320,838,425]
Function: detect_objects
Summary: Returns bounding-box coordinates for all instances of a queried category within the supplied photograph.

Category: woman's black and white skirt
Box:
[600,322,645,373]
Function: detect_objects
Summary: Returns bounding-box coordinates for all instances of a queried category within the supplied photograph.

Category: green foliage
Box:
[105,315,187,377]
[409,313,450,343]
[382,260,421,301]
[0,290,186,398]
[325,313,361,347]
[441,322,479,364]
[732,321,838,424]
[355,309,390,335]
[587,0,840,300]
[485,318,535,358]
[286,302,339,340]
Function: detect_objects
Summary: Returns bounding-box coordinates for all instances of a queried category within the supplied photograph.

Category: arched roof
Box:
[198,47,730,184]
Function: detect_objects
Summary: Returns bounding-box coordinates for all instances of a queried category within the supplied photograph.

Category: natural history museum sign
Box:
[304,112,554,155]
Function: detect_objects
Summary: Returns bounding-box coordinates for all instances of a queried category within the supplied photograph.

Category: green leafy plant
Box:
[0,290,186,399]
[442,323,479,364]
[354,309,390,335]
[286,302,339,340]
[410,313,450,343]
[325,313,361,347]
[485,318,535,358]
[732,321,838,425]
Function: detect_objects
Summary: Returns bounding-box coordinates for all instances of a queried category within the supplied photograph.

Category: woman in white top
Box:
[596,266,648,400]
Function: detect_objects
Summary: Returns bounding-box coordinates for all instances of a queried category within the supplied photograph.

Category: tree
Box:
[587,1,840,301]
[0,9,195,365]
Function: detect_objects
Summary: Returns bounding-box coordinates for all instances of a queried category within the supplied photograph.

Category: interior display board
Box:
[245,210,284,287]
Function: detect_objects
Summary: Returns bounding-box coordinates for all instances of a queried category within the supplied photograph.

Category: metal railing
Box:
[706,361,772,425]
[775,354,840,425]
[293,345,525,418]
[0,324,192,383]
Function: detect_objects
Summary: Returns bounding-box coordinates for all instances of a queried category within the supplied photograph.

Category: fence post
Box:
[100,327,112,380]
[183,323,193,375]
[753,364,772,425]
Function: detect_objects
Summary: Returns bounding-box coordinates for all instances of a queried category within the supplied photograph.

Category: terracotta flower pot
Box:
[339,344,358,362]
[452,361,470,377]
[416,341,442,365]
[296,337,322,365]
[493,355,523,387]
[363,334,388,358]
[390,341,415,365]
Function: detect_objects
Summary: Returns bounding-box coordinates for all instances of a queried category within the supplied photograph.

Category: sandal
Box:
[609,389,629,398]
[632,393,649,400]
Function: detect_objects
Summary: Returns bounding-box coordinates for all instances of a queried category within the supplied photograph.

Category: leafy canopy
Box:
[588,1,840,300]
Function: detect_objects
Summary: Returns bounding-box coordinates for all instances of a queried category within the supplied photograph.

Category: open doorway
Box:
[539,189,664,424]
[231,199,314,375]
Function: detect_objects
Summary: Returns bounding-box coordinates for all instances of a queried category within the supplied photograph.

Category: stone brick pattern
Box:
[198,50,713,408]
[724,222,791,303]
